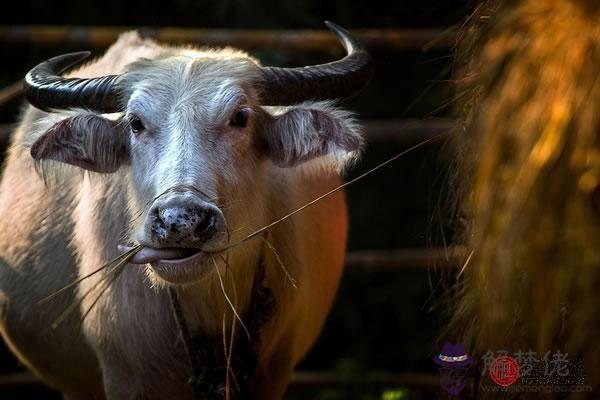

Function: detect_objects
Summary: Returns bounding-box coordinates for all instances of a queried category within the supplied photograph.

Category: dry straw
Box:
[448,0,600,392]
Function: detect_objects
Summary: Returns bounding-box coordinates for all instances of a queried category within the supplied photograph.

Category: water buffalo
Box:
[0,22,372,399]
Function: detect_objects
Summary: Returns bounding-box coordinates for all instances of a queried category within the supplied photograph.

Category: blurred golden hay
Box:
[448,0,600,395]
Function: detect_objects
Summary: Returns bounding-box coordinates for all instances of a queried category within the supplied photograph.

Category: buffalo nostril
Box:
[151,208,168,240]
[194,213,215,237]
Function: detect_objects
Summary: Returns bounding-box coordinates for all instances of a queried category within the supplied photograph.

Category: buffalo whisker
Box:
[228,226,251,235]
[128,206,146,225]
[218,199,243,210]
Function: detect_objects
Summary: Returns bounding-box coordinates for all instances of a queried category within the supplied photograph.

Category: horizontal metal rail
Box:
[0,81,22,107]
[0,25,455,50]
[346,247,463,271]
[363,118,453,143]
[0,372,37,387]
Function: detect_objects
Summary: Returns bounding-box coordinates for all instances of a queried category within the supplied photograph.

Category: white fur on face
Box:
[121,57,264,242]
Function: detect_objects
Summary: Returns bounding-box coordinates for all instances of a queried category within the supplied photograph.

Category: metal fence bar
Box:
[0,372,42,388]
[346,247,463,271]
[0,25,455,51]
[0,81,22,108]
[364,118,453,143]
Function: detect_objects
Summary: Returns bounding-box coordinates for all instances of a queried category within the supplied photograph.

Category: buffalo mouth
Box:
[118,244,209,265]
[118,244,217,284]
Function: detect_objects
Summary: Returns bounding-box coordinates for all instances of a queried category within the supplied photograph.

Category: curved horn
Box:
[260,21,374,105]
[24,51,121,113]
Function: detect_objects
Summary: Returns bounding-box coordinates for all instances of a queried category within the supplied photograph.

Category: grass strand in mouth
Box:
[43,245,142,328]
[39,244,143,305]
[79,258,128,324]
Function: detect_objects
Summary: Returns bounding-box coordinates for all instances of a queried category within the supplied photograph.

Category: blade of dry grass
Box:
[212,135,444,256]
[39,244,142,305]
[258,232,297,288]
[212,255,251,342]
[48,245,142,328]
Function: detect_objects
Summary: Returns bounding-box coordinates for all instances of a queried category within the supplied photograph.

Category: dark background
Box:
[0,1,476,399]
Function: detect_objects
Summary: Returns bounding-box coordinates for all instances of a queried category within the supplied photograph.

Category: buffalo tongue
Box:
[118,245,198,264]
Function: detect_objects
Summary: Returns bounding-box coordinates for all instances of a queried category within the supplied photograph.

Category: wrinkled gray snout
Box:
[146,192,226,248]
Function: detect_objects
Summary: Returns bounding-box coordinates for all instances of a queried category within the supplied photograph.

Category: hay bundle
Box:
[450,0,600,392]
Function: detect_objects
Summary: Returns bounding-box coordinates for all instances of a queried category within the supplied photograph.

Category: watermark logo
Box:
[432,347,592,395]
[480,349,591,394]
[433,343,473,395]
[489,356,520,387]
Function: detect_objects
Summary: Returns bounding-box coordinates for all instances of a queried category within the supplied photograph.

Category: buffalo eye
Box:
[128,115,145,133]
[230,108,249,128]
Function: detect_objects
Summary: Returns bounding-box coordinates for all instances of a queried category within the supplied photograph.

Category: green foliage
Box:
[382,389,406,400]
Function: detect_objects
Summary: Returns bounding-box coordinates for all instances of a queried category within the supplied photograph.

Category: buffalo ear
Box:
[30,114,129,173]
[259,101,363,168]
